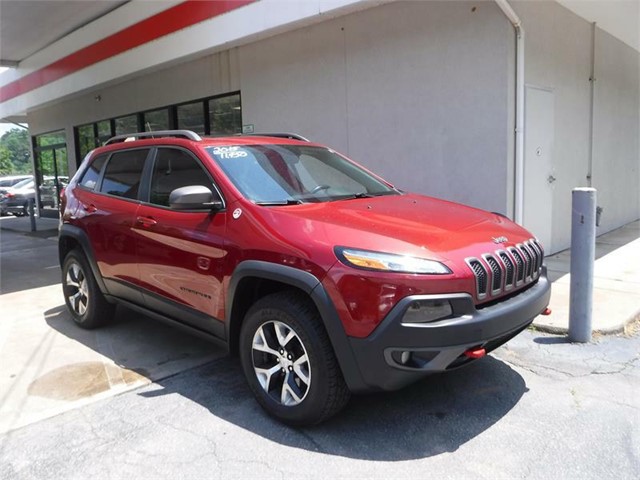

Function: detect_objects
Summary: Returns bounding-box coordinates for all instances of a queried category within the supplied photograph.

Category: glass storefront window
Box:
[177,102,205,135]
[75,92,241,162]
[34,130,68,218]
[36,130,65,147]
[143,109,170,132]
[77,124,95,158]
[97,120,112,144]
[115,115,139,135]
[209,93,241,135]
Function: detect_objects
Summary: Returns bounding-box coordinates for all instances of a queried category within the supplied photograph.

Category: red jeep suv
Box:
[59,130,551,425]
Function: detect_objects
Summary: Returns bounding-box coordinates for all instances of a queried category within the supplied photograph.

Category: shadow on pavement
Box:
[46,303,527,461]
[0,230,61,295]
[38,292,528,461]
[533,336,574,345]
[138,355,527,460]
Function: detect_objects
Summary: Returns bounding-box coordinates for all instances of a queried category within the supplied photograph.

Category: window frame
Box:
[91,148,152,202]
[77,153,109,191]
[140,146,226,211]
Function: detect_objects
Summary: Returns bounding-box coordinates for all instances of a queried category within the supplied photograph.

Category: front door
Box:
[134,147,228,337]
[34,136,68,218]
[523,86,555,252]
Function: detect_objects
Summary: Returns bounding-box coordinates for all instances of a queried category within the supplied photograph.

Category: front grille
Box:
[467,238,543,301]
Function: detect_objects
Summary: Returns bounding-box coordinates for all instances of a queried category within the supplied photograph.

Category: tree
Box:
[0,146,16,175]
[0,128,31,174]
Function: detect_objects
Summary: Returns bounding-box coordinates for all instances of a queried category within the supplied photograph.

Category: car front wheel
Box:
[239,291,350,426]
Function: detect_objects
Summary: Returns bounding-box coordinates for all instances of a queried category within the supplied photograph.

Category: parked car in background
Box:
[40,176,69,208]
[0,177,35,216]
[0,175,32,197]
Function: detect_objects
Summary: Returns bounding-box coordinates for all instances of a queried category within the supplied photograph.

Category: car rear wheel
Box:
[239,291,351,426]
[62,249,114,329]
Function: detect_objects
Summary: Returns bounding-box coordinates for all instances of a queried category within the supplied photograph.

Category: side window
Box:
[149,148,213,207]
[99,149,148,199]
[78,154,107,190]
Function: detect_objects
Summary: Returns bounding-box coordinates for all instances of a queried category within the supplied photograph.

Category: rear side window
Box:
[99,149,148,199]
[149,148,213,207]
[78,154,107,190]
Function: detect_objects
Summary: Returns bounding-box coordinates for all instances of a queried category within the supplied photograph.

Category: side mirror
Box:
[169,185,223,211]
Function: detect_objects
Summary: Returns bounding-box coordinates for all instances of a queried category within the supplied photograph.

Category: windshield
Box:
[207,144,397,204]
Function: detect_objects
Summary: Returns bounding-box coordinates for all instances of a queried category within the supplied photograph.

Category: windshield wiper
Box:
[254,199,304,206]
[340,192,382,200]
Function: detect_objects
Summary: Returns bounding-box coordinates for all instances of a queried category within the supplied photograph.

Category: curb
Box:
[532,309,640,337]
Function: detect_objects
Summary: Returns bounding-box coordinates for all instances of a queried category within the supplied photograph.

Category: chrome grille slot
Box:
[530,240,544,272]
[519,243,534,280]
[526,241,541,277]
[484,255,502,293]
[498,251,515,289]
[510,247,525,284]
[467,259,488,299]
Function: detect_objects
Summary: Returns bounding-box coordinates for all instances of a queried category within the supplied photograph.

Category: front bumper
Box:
[348,268,551,392]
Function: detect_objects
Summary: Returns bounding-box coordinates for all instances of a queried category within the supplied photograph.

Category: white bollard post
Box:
[568,187,596,343]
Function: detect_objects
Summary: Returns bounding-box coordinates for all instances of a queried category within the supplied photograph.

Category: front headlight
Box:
[335,247,451,274]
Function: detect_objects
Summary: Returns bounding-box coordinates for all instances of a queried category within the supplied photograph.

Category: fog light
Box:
[400,351,411,364]
[391,350,413,365]
[403,300,453,323]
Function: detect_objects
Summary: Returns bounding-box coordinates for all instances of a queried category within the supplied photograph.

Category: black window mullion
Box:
[203,100,211,135]
[137,113,144,133]
[138,148,157,203]
[169,106,178,130]
[93,123,99,148]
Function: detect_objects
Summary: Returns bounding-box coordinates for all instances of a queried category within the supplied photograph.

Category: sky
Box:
[0,68,24,137]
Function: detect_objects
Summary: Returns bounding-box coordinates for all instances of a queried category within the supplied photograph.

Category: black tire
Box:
[61,249,115,329]
[239,291,351,426]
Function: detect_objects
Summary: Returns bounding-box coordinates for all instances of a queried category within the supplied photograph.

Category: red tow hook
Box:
[464,347,486,359]
[542,307,552,316]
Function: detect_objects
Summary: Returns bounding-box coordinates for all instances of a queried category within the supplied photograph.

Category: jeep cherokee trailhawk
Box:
[59,130,551,425]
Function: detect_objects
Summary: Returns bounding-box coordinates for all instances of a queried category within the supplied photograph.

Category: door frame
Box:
[523,84,555,251]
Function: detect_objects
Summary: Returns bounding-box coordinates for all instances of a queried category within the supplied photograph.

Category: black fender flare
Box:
[58,224,109,295]
[226,260,368,392]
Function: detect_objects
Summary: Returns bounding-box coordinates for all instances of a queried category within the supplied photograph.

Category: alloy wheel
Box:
[65,262,89,316]
[251,320,311,406]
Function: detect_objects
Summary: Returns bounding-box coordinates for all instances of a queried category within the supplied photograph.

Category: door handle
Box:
[83,204,97,213]
[547,175,557,184]
[136,216,157,227]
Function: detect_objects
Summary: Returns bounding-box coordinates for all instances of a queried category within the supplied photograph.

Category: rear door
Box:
[134,147,228,337]
[74,148,150,303]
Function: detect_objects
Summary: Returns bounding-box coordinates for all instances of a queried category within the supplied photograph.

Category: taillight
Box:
[59,187,67,212]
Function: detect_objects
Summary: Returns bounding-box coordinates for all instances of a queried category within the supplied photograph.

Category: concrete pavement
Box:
[534,220,640,334]
[0,216,224,434]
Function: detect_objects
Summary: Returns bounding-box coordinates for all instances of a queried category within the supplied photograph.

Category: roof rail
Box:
[104,130,202,145]
[238,132,310,142]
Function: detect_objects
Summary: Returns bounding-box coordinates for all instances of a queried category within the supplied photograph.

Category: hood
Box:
[254,193,535,264]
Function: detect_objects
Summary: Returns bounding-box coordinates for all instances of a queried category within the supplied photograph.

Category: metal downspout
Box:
[587,22,597,187]
[495,0,525,224]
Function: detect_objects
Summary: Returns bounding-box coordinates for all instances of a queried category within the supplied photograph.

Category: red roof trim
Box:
[0,0,255,103]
